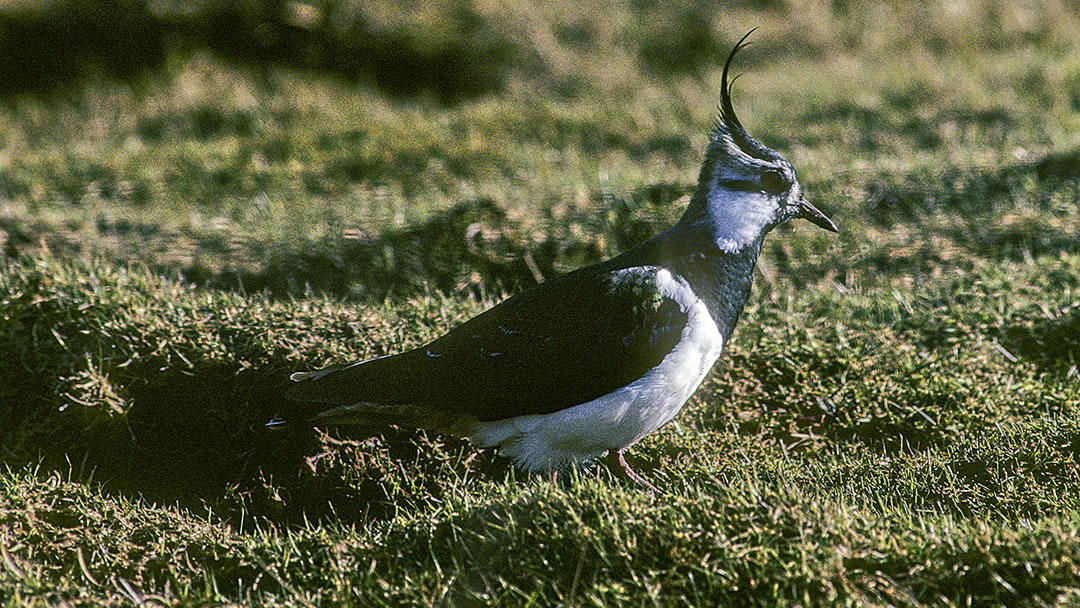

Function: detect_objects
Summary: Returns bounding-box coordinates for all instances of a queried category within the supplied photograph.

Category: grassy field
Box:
[3,0,1080,605]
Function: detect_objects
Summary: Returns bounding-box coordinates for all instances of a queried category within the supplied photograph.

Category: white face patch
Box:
[704,186,775,252]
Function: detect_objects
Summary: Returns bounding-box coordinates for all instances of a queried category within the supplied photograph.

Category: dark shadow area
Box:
[0,0,527,104]
[121,364,511,523]
[636,8,726,77]
[999,306,1080,376]
[0,0,167,93]
[2,360,514,528]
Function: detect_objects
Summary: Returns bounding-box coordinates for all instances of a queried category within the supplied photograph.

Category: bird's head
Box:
[681,30,837,252]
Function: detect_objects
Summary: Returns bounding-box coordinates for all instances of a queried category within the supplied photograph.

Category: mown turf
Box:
[3,0,1080,606]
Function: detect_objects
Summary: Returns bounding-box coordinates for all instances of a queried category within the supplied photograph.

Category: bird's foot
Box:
[603,450,659,493]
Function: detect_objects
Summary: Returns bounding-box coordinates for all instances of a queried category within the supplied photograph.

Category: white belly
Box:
[470,271,724,472]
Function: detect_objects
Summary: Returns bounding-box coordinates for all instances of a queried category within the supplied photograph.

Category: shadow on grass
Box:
[123,372,466,523]
[1000,306,1080,375]
[6,362,514,527]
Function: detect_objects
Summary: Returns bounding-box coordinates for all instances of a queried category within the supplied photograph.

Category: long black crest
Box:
[720,28,756,133]
[715,28,777,162]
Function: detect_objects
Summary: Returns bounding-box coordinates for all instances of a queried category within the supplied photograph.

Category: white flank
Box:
[469,268,725,472]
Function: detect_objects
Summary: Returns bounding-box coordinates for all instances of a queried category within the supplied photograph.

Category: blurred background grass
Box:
[2,0,1079,300]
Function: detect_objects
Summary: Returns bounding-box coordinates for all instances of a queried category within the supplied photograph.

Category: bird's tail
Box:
[306,401,479,437]
[265,365,364,430]
[270,371,478,437]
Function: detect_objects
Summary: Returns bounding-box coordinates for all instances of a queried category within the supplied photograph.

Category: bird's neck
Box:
[622,226,763,343]
[671,239,762,342]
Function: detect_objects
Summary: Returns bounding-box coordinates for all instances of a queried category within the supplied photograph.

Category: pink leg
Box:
[604,449,658,493]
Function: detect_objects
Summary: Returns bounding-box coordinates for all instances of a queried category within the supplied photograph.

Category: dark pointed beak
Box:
[795,197,838,233]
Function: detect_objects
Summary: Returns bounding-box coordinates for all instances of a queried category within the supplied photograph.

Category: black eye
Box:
[760,170,788,194]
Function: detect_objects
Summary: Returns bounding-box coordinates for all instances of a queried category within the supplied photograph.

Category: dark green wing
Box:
[286,265,690,421]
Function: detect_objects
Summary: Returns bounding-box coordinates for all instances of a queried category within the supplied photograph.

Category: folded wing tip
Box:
[290,370,315,382]
[265,415,290,429]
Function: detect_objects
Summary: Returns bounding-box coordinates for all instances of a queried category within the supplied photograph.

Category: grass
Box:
[3,0,1080,605]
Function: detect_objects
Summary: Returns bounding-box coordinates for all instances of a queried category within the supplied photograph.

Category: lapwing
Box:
[280,31,837,488]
